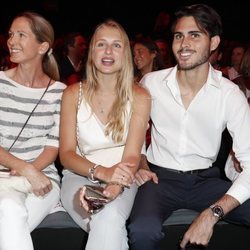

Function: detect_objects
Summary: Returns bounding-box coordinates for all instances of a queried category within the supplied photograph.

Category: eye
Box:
[174,34,182,40]
[96,42,105,47]
[18,32,26,38]
[113,43,122,48]
[8,31,13,39]
[191,33,200,38]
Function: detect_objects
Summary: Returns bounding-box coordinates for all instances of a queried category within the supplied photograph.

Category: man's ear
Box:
[210,35,220,53]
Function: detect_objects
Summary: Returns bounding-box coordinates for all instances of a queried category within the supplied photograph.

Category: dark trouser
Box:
[128,164,250,250]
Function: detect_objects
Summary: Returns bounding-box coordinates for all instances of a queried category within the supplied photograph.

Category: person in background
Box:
[59,19,150,250]
[128,4,250,250]
[133,37,165,148]
[154,38,174,68]
[209,43,223,71]
[221,43,246,80]
[233,47,250,102]
[57,32,88,85]
[133,37,166,83]
[0,11,66,250]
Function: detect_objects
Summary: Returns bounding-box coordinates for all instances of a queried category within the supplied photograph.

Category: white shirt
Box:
[142,65,250,204]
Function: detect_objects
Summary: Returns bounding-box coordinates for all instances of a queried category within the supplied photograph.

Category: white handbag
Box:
[0,174,32,193]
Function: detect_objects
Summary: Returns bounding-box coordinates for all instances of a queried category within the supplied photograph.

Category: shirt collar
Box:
[164,64,223,90]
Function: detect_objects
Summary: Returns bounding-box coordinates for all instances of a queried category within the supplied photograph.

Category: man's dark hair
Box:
[63,32,83,54]
[171,4,222,38]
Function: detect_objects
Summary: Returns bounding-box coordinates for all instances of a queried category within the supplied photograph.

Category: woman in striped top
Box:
[0,12,66,250]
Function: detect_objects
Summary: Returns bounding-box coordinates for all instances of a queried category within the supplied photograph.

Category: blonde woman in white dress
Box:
[59,19,151,250]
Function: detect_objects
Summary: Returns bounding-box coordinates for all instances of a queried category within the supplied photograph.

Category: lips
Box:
[9,48,21,54]
[101,58,114,65]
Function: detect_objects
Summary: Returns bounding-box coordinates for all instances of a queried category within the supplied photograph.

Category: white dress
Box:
[61,83,138,250]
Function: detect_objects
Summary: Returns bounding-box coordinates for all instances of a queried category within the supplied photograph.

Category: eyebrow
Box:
[173,30,204,35]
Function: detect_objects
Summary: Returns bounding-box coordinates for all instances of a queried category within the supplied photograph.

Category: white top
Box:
[76,92,132,167]
[0,71,66,182]
[141,65,250,204]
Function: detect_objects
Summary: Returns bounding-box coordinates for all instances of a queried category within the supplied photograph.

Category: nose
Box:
[7,33,16,46]
[180,36,190,48]
[105,44,112,55]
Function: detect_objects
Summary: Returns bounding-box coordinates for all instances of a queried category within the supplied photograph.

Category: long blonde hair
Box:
[85,19,134,143]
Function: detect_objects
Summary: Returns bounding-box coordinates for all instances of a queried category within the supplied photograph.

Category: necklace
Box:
[95,91,116,115]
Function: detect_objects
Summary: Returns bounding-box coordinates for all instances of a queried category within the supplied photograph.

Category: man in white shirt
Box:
[128,4,250,250]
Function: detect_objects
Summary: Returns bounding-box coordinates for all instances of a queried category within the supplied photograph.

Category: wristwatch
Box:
[210,205,224,219]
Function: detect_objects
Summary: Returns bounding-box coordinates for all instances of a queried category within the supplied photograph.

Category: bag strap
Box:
[8,78,52,152]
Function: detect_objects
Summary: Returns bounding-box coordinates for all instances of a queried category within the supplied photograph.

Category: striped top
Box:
[0,71,66,178]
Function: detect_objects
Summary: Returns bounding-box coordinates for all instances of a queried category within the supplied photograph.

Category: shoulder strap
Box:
[77,81,83,111]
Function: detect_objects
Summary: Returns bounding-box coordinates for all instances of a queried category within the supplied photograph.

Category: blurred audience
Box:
[221,43,247,80]
[57,32,88,85]
[233,47,250,103]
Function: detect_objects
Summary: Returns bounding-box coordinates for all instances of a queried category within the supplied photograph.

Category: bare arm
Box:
[59,83,96,176]
[180,194,240,248]
[99,85,151,198]
[120,85,151,173]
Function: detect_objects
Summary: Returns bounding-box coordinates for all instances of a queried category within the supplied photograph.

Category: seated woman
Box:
[59,19,151,250]
[0,11,66,250]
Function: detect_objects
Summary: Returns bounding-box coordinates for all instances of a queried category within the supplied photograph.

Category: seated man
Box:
[128,4,250,250]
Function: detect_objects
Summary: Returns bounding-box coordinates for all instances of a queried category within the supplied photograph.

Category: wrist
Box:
[108,182,125,194]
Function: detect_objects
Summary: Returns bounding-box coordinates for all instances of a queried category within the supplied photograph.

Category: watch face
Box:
[212,205,224,219]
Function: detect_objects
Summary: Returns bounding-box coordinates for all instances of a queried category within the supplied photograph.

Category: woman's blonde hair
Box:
[85,19,134,143]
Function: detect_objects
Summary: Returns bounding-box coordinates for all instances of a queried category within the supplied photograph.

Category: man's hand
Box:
[135,168,158,186]
[180,208,218,249]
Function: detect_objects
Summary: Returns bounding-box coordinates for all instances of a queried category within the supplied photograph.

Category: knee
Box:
[128,218,163,243]
[226,201,250,226]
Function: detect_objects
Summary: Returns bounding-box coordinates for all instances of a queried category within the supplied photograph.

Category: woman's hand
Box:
[104,162,135,187]
[103,183,124,200]
[21,165,52,196]
[79,186,90,212]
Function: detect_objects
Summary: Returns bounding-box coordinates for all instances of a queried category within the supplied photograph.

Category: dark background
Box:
[2,0,250,42]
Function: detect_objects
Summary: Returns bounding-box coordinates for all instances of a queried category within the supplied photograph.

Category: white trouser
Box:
[0,182,60,250]
[61,170,138,250]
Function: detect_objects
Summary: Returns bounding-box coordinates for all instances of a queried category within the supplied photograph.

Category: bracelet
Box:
[88,164,100,184]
